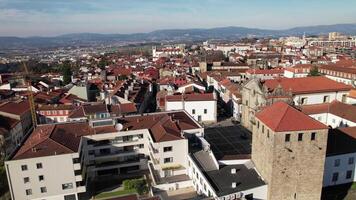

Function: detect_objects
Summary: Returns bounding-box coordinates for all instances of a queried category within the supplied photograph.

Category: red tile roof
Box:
[13,111,200,159]
[301,101,356,122]
[13,123,94,160]
[264,76,352,95]
[0,100,30,116]
[256,101,328,132]
[166,93,215,102]
[119,111,201,142]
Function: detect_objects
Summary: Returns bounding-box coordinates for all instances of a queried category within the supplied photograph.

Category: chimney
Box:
[231,168,236,174]
[232,182,236,188]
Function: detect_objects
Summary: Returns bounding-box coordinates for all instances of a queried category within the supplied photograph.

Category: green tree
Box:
[123,178,148,195]
[308,66,320,76]
[61,61,73,85]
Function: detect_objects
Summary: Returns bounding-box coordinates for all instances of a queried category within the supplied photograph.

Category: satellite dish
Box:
[115,123,123,131]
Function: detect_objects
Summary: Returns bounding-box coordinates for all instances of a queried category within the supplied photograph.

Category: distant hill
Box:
[1,23,356,50]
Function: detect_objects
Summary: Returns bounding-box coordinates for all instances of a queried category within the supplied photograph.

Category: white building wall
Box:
[309,113,356,128]
[325,75,354,86]
[6,154,83,200]
[323,153,356,187]
[165,100,217,123]
[293,91,349,106]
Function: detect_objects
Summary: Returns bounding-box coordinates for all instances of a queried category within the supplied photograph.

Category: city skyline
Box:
[0,0,356,37]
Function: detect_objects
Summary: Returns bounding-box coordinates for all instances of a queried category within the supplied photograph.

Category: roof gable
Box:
[256,101,328,132]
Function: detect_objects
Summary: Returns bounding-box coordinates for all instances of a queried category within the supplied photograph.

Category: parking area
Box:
[204,125,252,160]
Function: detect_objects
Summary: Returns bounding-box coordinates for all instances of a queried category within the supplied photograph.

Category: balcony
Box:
[93,149,137,158]
[73,163,81,170]
[91,138,141,148]
[92,154,146,169]
[77,186,86,193]
[75,175,83,182]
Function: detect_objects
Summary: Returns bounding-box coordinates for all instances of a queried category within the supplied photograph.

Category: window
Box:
[192,109,195,114]
[334,159,340,167]
[262,125,264,133]
[267,130,270,138]
[64,194,76,200]
[21,165,28,171]
[40,187,47,193]
[24,177,30,183]
[25,189,32,196]
[285,134,291,142]
[298,133,303,141]
[204,109,207,114]
[332,172,339,182]
[257,121,260,129]
[301,97,308,105]
[323,95,330,103]
[348,157,354,165]
[39,175,44,181]
[36,163,42,169]
[164,157,173,163]
[138,144,144,149]
[311,132,316,141]
[163,146,173,152]
[346,170,353,179]
[62,183,73,190]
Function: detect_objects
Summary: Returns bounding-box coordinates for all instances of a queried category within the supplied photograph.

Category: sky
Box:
[0,0,355,37]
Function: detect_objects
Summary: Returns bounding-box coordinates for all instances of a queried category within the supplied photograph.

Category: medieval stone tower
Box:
[251,101,328,200]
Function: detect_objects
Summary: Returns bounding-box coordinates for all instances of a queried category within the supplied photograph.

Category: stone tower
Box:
[251,101,328,200]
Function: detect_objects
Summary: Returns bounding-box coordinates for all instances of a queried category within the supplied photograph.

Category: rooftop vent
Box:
[231,168,236,174]
[232,182,236,188]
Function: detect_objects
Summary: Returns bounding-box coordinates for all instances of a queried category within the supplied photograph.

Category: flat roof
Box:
[204,125,252,160]
[191,151,265,197]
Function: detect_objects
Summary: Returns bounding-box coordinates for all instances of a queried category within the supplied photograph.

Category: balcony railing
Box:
[94,149,136,158]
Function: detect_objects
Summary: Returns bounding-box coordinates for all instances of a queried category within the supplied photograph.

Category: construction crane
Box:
[22,62,37,127]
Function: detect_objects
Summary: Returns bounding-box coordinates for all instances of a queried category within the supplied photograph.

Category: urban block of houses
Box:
[301,100,356,128]
[164,93,217,124]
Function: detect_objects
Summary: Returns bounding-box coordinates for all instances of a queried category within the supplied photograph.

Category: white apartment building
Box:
[323,127,356,187]
[5,111,203,200]
[165,93,217,123]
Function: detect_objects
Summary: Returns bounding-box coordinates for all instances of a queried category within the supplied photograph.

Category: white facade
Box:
[165,100,217,123]
[6,153,85,200]
[309,113,356,128]
[187,154,267,200]
[293,91,349,106]
[323,153,356,187]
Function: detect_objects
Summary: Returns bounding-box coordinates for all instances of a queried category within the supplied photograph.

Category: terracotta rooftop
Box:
[119,111,201,142]
[37,104,73,111]
[0,100,30,116]
[264,76,352,95]
[13,111,200,159]
[301,100,356,123]
[166,93,215,102]
[83,104,108,115]
[256,101,328,132]
[13,122,93,160]
[0,116,20,130]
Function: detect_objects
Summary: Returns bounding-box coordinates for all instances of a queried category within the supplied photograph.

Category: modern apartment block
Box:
[5,110,204,200]
[252,101,329,200]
